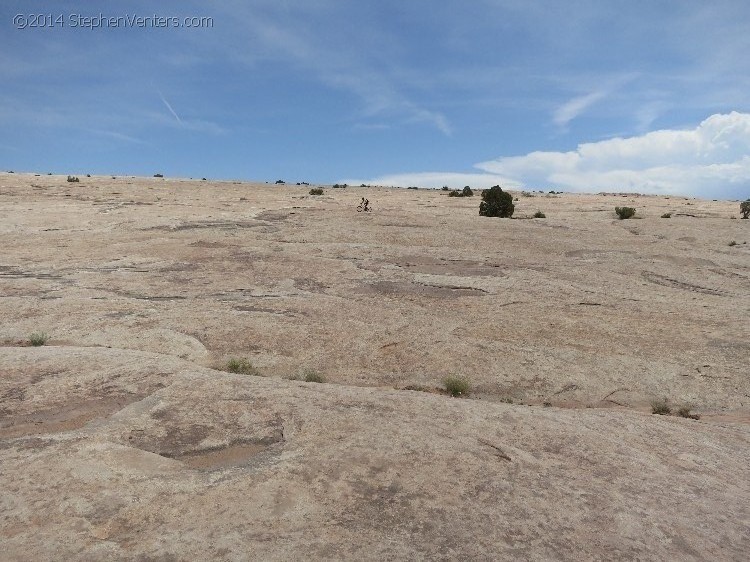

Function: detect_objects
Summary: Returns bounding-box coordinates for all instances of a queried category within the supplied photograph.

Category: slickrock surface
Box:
[1,173,749,559]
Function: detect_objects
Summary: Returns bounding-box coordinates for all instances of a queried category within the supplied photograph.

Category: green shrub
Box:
[443,375,470,397]
[661,212,672,218]
[29,332,50,346]
[225,357,260,376]
[309,187,324,195]
[66,175,79,183]
[333,183,347,188]
[441,185,450,191]
[407,186,419,190]
[615,206,636,219]
[740,200,750,219]
[651,398,671,415]
[275,179,285,184]
[533,211,546,218]
[448,190,462,197]
[153,173,164,178]
[462,185,473,197]
[728,241,737,246]
[479,185,514,218]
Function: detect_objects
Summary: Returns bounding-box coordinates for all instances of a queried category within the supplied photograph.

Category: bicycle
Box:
[356,203,372,212]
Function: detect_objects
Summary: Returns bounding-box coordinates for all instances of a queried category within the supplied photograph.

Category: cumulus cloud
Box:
[352,112,750,198]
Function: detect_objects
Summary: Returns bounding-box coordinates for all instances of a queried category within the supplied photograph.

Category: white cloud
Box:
[352,112,750,197]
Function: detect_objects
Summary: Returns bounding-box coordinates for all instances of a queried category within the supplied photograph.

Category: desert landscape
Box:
[1,172,749,560]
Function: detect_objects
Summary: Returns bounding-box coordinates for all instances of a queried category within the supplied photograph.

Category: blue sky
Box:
[1,0,749,198]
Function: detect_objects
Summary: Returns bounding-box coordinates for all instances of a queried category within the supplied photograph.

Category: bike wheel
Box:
[357,205,363,212]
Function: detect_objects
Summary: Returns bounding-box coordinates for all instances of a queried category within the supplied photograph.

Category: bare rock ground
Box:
[1,173,749,559]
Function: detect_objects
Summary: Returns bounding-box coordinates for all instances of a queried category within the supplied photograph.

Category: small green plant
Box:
[407,186,419,190]
[29,332,50,346]
[275,179,285,184]
[225,357,260,376]
[462,185,474,197]
[740,200,750,219]
[479,185,514,218]
[332,183,348,188]
[153,173,164,178]
[66,175,79,183]
[661,212,672,218]
[728,240,737,246]
[441,185,450,191]
[651,398,671,415]
[615,206,636,219]
[309,187,324,195]
[443,375,470,397]
[533,210,546,218]
[448,189,462,197]
[676,406,700,420]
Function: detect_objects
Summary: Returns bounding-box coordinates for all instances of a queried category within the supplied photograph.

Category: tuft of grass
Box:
[533,210,546,218]
[302,369,325,383]
[309,187,324,195]
[225,357,260,376]
[728,240,737,246]
[661,212,672,218]
[676,406,701,420]
[651,398,671,415]
[66,175,80,183]
[29,332,50,346]
[443,375,470,397]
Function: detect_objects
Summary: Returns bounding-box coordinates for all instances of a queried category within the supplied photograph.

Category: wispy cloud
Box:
[553,89,609,128]
[157,89,183,125]
[215,5,453,135]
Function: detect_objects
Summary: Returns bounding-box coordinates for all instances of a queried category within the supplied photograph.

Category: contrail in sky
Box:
[157,89,183,125]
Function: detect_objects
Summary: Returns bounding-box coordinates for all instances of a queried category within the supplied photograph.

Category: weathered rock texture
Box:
[1,174,749,559]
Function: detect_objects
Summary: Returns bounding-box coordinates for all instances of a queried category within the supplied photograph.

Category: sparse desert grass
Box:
[676,406,701,420]
[661,212,672,218]
[651,398,671,415]
[443,375,470,397]
[728,240,737,246]
[302,369,325,383]
[615,206,636,219]
[533,210,546,218]
[225,357,260,376]
[309,187,324,195]
[740,200,750,219]
[66,175,79,183]
[29,332,50,346]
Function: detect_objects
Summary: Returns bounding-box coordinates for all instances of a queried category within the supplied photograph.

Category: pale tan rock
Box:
[1,173,749,559]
